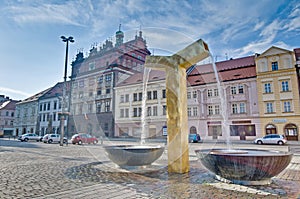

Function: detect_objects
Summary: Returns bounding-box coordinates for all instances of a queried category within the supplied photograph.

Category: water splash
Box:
[141,67,151,145]
[210,53,231,148]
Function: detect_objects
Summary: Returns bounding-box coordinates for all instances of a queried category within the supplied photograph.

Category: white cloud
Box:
[0,87,31,99]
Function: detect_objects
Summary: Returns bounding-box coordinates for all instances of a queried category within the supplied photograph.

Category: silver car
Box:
[254,134,287,145]
[18,133,41,142]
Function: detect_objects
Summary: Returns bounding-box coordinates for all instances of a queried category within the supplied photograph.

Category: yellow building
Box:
[255,46,299,141]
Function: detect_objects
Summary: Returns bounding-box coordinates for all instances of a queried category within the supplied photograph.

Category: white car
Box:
[254,134,287,145]
[42,134,67,144]
[18,133,41,142]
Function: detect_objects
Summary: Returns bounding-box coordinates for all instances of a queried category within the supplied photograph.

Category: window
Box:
[43,104,46,111]
[138,92,142,101]
[162,89,166,98]
[54,101,57,110]
[163,105,167,115]
[133,93,138,101]
[264,83,272,93]
[125,109,129,117]
[79,91,84,98]
[125,94,129,102]
[193,91,197,98]
[133,108,138,117]
[120,109,124,118]
[147,107,151,116]
[215,105,220,115]
[266,102,273,113]
[97,89,102,95]
[231,86,237,95]
[187,107,191,116]
[238,85,244,94]
[208,106,213,115]
[232,104,238,114]
[284,101,291,112]
[240,103,246,113]
[282,81,289,92]
[96,102,101,113]
[214,89,219,97]
[47,102,50,110]
[79,80,84,87]
[89,62,95,71]
[187,92,191,99]
[98,76,103,84]
[89,91,93,97]
[105,101,110,112]
[53,113,56,121]
[105,74,112,82]
[39,104,43,111]
[120,95,124,103]
[104,123,109,131]
[153,106,158,116]
[106,88,110,94]
[272,62,278,71]
[207,89,213,97]
[193,107,198,116]
[153,91,158,99]
[147,91,152,100]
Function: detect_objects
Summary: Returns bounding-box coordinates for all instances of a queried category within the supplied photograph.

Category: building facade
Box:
[255,46,300,141]
[38,82,70,137]
[115,55,261,141]
[14,88,51,136]
[0,96,19,137]
[114,70,166,138]
[69,28,150,137]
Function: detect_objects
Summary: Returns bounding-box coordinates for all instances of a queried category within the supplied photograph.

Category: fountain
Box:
[104,39,210,170]
[104,38,292,183]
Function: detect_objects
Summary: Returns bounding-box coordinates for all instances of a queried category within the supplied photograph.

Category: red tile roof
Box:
[117,70,165,87]
[188,55,256,86]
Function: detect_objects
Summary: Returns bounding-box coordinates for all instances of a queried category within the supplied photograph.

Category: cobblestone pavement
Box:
[0,138,299,199]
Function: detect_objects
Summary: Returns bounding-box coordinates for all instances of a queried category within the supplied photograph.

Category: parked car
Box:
[71,133,98,145]
[189,133,202,143]
[18,133,41,142]
[42,134,68,144]
[254,134,287,145]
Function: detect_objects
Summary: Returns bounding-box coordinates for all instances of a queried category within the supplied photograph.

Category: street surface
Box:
[0,138,299,199]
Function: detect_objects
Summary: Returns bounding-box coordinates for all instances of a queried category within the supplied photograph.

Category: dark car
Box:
[71,133,98,145]
[188,133,202,143]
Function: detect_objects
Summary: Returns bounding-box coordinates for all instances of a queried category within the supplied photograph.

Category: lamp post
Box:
[59,36,74,146]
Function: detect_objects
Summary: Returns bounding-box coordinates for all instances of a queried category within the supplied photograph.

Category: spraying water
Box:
[141,67,151,145]
[210,53,232,148]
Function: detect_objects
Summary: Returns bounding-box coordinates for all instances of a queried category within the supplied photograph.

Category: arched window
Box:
[190,126,197,134]
[265,124,277,135]
[284,123,297,136]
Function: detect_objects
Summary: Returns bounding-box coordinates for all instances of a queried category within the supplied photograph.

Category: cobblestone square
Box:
[0,139,299,199]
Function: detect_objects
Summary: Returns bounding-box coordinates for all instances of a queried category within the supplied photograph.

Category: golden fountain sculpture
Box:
[144,39,210,173]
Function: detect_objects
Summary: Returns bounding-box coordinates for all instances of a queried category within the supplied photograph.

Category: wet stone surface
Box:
[0,139,299,199]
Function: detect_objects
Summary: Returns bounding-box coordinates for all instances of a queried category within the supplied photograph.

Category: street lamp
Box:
[59,36,74,146]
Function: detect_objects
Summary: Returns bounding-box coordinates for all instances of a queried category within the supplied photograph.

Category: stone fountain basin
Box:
[103,145,165,167]
[195,148,293,184]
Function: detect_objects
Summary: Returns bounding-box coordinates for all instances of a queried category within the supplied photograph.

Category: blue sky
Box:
[0,0,299,100]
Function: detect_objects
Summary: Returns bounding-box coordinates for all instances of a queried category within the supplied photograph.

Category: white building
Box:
[115,70,167,138]
[14,88,51,136]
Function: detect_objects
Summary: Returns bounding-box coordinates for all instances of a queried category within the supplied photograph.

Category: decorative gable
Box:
[259,46,291,57]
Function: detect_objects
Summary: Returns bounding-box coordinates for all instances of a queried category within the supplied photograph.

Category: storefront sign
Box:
[273,118,287,123]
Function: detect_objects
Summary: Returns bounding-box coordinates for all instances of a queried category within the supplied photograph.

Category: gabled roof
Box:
[0,100,19,110]
[39,81,70,100]
[117,70,166,87]
[17,87,52,104]
[258,46,292,57]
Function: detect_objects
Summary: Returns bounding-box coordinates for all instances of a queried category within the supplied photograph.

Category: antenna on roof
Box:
[119,23,121,31]
[225,53,228,60]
